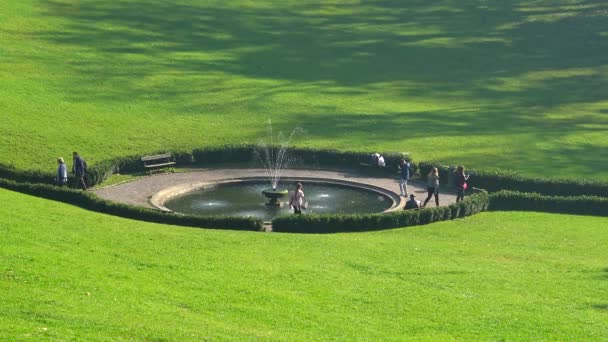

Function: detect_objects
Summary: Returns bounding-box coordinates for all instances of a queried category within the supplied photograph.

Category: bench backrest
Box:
[141,153,172,162]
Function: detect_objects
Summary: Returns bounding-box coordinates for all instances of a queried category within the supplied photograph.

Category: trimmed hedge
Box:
[271,191,490,233]
[3,147,606,198]
[0,178,264,231]
[192,145,256,165]
[193,145,412,175]
[3,145,607,233]
[0,146,413,187]
[418,161,608,197]
[0,164,54,185]
[488,190,608,217]
[86,154,143,186]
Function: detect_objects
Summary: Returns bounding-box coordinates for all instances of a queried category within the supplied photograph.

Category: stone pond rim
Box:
[148,176,403,216]
[92,169,460,222]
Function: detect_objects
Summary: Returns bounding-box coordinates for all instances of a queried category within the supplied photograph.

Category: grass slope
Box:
[1,188,607,340]
[1,0,608,179]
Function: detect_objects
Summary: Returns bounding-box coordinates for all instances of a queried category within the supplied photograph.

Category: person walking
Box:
[72,151,87,190]
[56,157,68,186]
[423,167,440,207]
[454,165,469,203]
[289,182,305,214]
[398,159,412,197]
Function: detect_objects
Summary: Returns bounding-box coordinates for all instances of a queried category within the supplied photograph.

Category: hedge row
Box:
[417,161,608,197]
[488,190,608,217]
[3,146,607,198]
[11,145,412,187]
[0,178,264,231]
[0,164,54,185]
[192,145,411,175]
[271,191,490,233]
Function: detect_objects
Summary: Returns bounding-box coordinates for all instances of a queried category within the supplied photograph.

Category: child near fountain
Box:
[289,182,305,214]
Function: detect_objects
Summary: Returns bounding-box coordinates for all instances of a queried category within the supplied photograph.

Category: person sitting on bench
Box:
[370,153,385,167]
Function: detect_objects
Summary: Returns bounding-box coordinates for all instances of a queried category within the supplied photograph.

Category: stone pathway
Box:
[92,168,458,210]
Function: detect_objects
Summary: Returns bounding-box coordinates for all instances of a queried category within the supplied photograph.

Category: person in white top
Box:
[423,167,440,207]
[289,182,305,214]
[377,155,385,167]
[56,157,68,186]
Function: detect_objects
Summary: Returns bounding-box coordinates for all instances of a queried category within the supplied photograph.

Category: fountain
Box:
[151,120,401,221]
[254,120,304,207]
[161,180,395,220]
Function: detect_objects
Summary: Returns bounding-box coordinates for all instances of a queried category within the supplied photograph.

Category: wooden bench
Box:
[141,153,176,175]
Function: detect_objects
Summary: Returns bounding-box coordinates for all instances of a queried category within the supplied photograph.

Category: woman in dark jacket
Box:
[454,165,469,203]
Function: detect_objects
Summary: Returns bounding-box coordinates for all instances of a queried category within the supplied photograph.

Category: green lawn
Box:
[2,1,608,339]
[1,0,607,179]
[1,188,607,340]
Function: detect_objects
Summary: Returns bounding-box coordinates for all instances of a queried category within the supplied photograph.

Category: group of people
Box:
[55,152,87,190]
[403,163,470,210]
[288,159,470,214]
[58,149,468,212]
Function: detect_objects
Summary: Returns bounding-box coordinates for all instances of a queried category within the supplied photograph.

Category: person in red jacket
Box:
[454,165,470,203]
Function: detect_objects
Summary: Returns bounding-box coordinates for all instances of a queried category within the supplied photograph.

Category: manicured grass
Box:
[2,0,607,338]
[1,0,608,179]
[1,188,607,340]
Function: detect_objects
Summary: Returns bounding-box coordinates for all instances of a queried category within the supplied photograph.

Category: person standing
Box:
[289,182,305,214]
[423,167,440,207]
[454,165,469,203]
[398,159,412,197]
[56,157,68,186]
[72,151,87,190]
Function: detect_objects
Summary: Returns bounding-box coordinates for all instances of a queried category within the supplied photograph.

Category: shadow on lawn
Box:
[269,109,608,175]
[592,304,608,311]
[590,268,608,312]
[12,0,607,176]
[36,0,608,106]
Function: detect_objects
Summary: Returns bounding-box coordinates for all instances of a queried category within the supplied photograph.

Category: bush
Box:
[86,156,138,186]
[417,161,608,197]
[272,191,490,233]
[0,178,264,231]
[488,190,608,216]
[0,164,55,185]
[4,147,607,198]
[0,146,413,187]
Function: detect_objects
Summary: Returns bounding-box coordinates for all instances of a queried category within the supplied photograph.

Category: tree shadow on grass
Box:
[4,0,608,176]
[591,304,608,311]
[269,108,608,177]
[590,269,608,312]
[33,0,608,108]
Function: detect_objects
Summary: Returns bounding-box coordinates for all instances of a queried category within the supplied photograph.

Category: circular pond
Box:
[163,180,394,220]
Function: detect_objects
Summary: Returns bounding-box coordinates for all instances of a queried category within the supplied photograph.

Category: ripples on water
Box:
[164,182,392,220]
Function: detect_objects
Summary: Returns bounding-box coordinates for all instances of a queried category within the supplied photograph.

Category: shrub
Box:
[417,161,608,197]
[272,191,490,233]
[0,178,264,231]
[192,144,256,165]
[0,146,413,187]
[0,164,55,185]
[488,190,608,216]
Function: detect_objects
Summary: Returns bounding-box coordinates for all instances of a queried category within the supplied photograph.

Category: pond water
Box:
[163,181,393,220]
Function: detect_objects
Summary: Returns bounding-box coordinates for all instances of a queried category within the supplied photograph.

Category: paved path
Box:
[92,168,458,210]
